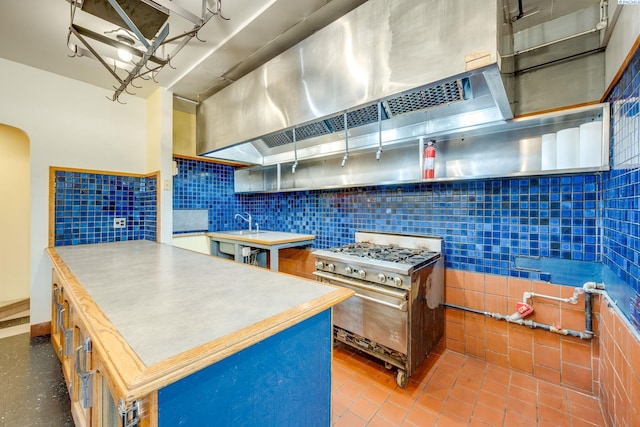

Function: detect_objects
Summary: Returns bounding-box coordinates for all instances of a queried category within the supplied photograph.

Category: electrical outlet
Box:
[114,218,126,228]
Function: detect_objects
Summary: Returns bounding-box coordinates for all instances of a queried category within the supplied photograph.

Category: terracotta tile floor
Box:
[332,343,606,427]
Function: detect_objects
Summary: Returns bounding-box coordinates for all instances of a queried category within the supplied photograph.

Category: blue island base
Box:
[158,309,332,427]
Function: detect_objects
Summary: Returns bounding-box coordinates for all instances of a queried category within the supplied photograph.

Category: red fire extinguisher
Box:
[423,140,436,179]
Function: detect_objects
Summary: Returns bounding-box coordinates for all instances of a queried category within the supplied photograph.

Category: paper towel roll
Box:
[540,133,557,170]
[579,121,603,168]
[556,127,580,169]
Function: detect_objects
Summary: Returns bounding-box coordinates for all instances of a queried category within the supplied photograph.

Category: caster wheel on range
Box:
[396,369,407,388]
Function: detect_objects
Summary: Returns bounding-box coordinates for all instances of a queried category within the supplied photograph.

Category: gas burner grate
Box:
[330,242,438,265]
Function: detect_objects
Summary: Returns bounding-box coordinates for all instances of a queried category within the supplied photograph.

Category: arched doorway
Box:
[0,124,30,326]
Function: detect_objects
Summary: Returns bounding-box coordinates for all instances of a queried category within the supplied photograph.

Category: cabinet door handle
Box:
[75,345,94,409]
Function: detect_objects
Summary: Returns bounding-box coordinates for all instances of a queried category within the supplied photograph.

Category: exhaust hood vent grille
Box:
[287,121,332,141]
[262,132,293,148]
[385,80,466,116]
[327,104,387,132]
[259,78,469,150]
[262,122,332,148]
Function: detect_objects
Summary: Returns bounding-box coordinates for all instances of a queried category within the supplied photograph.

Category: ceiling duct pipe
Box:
[513,0,608,56]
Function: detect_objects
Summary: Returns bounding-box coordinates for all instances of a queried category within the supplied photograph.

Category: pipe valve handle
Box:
[516,302,534,318]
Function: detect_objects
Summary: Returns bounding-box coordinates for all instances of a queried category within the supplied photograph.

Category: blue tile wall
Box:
[174,158,599,281]
[54,170,157,246]
[172,158,237,232]
[239,177,600,280]
[603,44,640,329]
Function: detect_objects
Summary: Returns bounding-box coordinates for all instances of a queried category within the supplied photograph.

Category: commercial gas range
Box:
[312,231,444,387]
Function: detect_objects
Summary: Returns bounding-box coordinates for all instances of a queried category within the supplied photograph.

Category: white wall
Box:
[146,88,174,244]
[0,58,148,325]
[605,4,640,90]
[0,124,30,302]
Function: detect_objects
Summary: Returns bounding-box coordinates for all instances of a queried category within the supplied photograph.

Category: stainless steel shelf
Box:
[234,103,610,193]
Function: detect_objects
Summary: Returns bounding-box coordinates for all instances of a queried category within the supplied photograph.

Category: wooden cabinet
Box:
[70,319,92,426]
[52,270,95,426]
[50,269,154,427]
[51,270,72,382]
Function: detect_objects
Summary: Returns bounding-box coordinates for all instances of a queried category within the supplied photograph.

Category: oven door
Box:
[314,271,409,353]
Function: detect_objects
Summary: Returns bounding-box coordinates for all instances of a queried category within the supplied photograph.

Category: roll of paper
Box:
[540,133,557,170]
[556,127,580,169]
[579,121,603,168]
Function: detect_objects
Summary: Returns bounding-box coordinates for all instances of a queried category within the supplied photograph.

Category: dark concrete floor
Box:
[0,333,74,427]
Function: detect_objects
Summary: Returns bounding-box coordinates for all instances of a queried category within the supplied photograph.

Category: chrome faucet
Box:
[234,212,252,231]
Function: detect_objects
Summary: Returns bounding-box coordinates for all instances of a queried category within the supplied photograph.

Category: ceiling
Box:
[0,0,602,110]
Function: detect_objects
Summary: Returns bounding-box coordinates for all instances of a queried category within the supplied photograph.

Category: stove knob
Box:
[327,264,335,272]
[345,266,353,274]
[358,269,366,279]
[377,273,386,283]
[315,261,324,270]
[393,276,403,287]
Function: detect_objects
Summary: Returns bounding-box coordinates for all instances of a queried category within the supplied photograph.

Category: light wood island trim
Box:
[46,246,353,406]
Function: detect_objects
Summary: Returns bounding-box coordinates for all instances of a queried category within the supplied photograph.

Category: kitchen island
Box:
[46,240,352,426]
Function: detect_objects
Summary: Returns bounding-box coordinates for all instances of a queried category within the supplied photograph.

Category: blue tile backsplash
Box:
[172,158,236,232]
[173,158,601,280]
[54,170,156,245]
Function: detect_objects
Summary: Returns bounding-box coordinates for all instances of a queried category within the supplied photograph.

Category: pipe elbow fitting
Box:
[568,287,584,304]
[583,281,606,293]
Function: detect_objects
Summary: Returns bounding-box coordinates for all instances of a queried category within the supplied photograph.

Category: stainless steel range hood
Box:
[197,0,514,165]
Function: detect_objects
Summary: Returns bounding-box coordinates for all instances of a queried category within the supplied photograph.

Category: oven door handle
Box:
[313,271,408,300]
[352,292,408,311]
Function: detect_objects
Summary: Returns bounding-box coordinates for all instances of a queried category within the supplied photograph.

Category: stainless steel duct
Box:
[197,0,515,165]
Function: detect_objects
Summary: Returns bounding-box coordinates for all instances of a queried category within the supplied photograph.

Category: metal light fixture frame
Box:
[66,0,221,102]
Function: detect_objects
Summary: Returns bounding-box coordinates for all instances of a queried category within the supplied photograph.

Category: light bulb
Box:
[117,48,133,62]
[116,34,135,62]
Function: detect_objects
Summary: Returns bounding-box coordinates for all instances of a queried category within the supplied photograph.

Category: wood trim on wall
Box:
[48,167,56,247]
[514,101,602,120]
[172,153,249,168]
[49,166,152,178]
[30,321,51,337]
